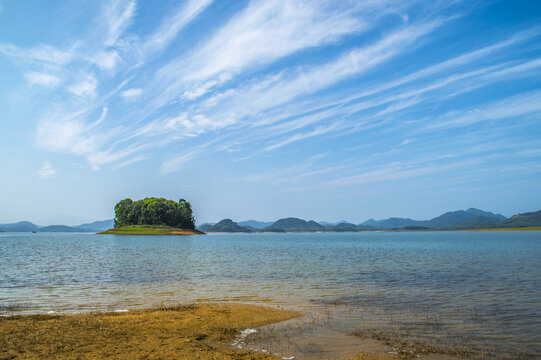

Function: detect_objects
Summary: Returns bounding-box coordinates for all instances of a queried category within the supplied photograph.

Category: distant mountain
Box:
[318,220,349,226]
[359,217,426,229]
[264,218,325,232]
[360,208,507,229]
[326,222,375,232]
[427,208,506,228]
[0,221,40,232]
[427,210,477,228]
[454,215,503,228]
[465,208,506,221]
[201,219,253,233]
[0,219,113,232]
[75,219,114,232]
[2,208,534,234]
[361,218,379,227]
[496,210,541,228]
[39,225,81,232]
[237,220,273,229]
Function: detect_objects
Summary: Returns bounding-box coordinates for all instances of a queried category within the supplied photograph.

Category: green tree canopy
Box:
[114,197,195,229]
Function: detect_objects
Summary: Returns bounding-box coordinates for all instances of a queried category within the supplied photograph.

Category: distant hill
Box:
[360,208,507,229]
[0,219,113,232]
[75,219,114,232]
[427,208,505,228]
[198,222,216,228]
[237,220,273,229]
[326,222,375,232]
[0,221,40,232]
[360,217,426,229]
[200,219,253,233]
[318,220,348,226]
[40,225,81,232]
[264,218,325,232]
[201,218,376,233]
[454,215,502,228]
[496,210,541,228]
[3,208,538,234]
[464,208,506,220]
[427,210,477,228]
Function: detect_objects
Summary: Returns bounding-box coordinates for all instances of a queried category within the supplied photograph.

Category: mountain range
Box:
[199,208,541,233]
[361,208,506,229]
[2,208,540,233]
[0,219,114,233]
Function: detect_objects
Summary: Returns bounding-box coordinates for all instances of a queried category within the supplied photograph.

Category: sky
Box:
[1,0,540,225]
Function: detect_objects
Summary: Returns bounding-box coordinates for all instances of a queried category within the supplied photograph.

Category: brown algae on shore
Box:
[0,303,298,359]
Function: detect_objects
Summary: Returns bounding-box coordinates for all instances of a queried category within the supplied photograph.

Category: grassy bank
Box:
[0,303,298,359]
[471,226,541,231]
[98,224,205,235]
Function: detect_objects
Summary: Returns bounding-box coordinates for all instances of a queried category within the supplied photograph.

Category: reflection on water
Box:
[1,231,540,357]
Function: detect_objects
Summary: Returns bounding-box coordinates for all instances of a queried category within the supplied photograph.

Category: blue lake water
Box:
[1,231,540,357]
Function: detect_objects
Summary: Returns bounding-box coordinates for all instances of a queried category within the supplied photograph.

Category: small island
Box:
[99,197,205,235]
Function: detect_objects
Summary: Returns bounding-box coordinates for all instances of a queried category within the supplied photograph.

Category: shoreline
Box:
[98,226,205,235]
[203,226,541,234]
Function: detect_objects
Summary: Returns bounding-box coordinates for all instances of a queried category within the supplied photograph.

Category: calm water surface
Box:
[1,231,540,357]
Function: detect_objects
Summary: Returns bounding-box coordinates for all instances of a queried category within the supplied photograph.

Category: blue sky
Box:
[1,0,540,225]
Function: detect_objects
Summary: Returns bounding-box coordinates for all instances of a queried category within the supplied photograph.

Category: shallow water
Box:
[1,231,540,357]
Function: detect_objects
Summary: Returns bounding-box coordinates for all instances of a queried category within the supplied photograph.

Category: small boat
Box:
[32,230,37,233]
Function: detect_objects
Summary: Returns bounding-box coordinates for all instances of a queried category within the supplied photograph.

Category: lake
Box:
[1,231,540,358]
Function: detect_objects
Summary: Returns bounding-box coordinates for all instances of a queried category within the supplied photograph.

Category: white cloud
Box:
[67,75,98,97]
[186,1,364,81]
[143,0,214,55]
[204,21,441,123]
[35,108,129,170]
[155,0,367,105]
[423,90,541,131]
[121,88,142,99]
[37,161,56,179]
[171,114,235,134]
[160,151,195,175]
[24,71,60,87]
[400,139,414,145]
[0,43,77,65]
[94,50,121,70]
[113,155,148,169]
[37,111,88,153]
[135,113,235,139]
[104,0,136,46]
[85,145,143,170]
[265,122,342,151]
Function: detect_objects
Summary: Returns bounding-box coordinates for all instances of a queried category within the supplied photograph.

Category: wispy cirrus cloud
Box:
[160,151,196,175]
[24,71,60,88]
[265,122,343,151]
[0,43,78,66]
[153,0,373,106]
[1,0,539,191]
[121,87,142,99]
[103,0,136,46]
[200,20,442,124]
[421,89,541,131]
[142,0,214,56]
[67,74,98,97]
[37,161,56,179]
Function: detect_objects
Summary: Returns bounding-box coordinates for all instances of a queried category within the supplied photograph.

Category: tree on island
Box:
[114,197,195,229]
